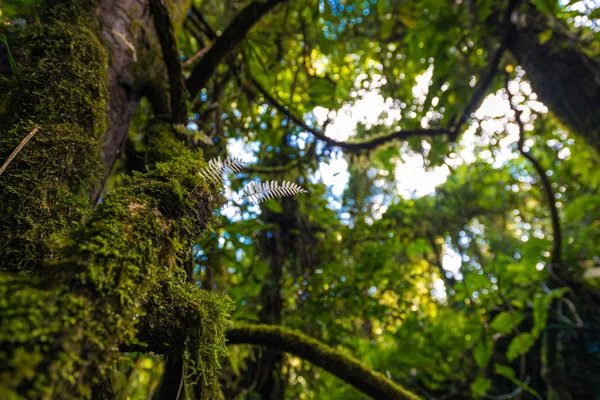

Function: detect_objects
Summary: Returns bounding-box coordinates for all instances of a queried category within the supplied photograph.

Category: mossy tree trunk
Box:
[0,1,232,398]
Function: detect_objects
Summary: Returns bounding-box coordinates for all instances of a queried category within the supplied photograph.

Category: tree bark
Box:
[93,0,191,201]
[507,4,600,153]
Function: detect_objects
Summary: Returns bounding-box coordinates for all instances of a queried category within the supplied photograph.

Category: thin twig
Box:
[175,358,185,400]
[0,126,38,176]
[450,44,506,138]
[182,46,211,68]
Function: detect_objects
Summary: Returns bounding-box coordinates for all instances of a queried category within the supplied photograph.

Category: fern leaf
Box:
[239,180,308,205]
[198,157,248,185]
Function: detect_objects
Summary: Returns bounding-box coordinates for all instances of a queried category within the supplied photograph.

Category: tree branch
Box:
[149,0,187,123]
[450,43,506,138]
[227,324,422,400]
[506,73,573,399]
[505,74,561,266]
[448,0,522,137]
[188,6,217,41]
[186,0,288,100]
[425,231,456,290]
[249,78,447,151]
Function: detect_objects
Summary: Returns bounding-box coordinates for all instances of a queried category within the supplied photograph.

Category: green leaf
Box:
[398,11,417,29]
[532,288,568,336]
[506,333,535,361]
[495,364,543,399]
[538,29,553,45]
[494,363,516,379]
[490,311,523,334]
[0,34,18,77]
[536,0,557,14]
[474,339,494,367]
[263,200,283,213]
[532,295,550,337]
[470,376,492,397]
[376,0,387,17]
[381,17,395,40]
[564,194,600,222]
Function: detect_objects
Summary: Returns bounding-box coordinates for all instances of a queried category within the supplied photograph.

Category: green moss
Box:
[135,272,234,399]
[0,153,230,398]
[0,2,108,271]
[0,3,233,398]
[228,324,422,400]
[144,119,197,165]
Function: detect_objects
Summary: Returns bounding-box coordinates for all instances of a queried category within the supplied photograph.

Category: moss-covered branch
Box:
[227,324,422,400]
[0,151,232,399]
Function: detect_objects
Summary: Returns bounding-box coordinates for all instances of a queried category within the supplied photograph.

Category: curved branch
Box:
[249,78,447,151]
[506,73,572,398]
[505,74,561,266]
[227,324,421,400]
[186,0,288,99]
[149,0,187,123]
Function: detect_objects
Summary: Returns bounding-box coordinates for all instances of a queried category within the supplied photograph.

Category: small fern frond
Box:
[198,157,248,185]
[238,180,308,205]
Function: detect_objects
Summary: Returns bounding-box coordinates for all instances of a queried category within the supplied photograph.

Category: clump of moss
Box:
[0,1,108,271]
[135,271,234,399]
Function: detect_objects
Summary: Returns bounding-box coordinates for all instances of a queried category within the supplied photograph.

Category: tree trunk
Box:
[507,4,600,153]
[94,0,190,201]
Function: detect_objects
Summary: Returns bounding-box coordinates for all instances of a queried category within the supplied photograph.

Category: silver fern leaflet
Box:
[238,180,308,205]
[198,157,248,185]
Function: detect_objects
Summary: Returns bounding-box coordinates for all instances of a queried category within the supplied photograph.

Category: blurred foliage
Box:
[170,1,599,399]
[111,0,600,398]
